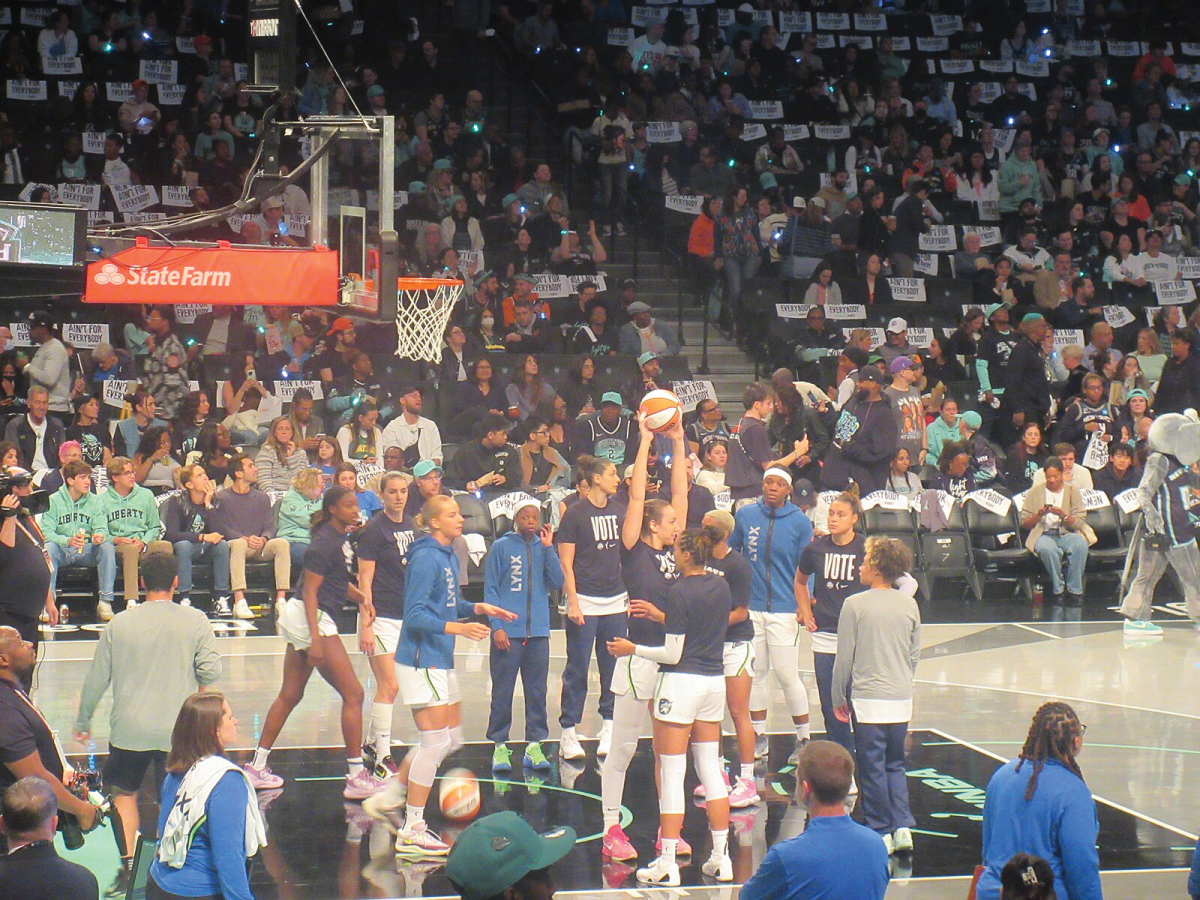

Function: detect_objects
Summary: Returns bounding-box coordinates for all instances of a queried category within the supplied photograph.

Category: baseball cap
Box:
[843,347,869,367]
[791,196,807,210]
[514,273,535,285]
[1175,173,1193,186]
[366,85,385,98]
[886,317,908,333]
[412,459,442,478]
[193,35,212,47]
[637,351,660,366]
[623,464,636,480]
[763,466,793,485]
[261,195,284,210]
[397,382,423,398]
[446,811,576,900]
[985,302,1006,319]
[600,391,623,406]
[407,180,426,193]
[621,278,637,289]
[432,158,453,171]
[960,410,983,430]
[627,301,652,315]
[889,356,914,373]
[793,478,815,505]
[759,172,778,189]
[131,78,148,91]
[503,192,520,208]
[809,196,826,209]
[1127,388,1150,400]
[327,317,354,336]
[856,367,883,383]
[27,310,54,329]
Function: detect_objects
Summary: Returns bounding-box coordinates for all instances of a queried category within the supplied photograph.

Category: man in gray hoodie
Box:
[24,312,71,417]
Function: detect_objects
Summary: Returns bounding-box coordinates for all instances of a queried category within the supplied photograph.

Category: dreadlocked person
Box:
[976,702,1102,900]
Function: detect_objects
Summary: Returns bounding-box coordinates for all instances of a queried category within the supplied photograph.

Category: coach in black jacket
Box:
[0,777,98,899]
[1,389,65,473]
[999,313,1051,446]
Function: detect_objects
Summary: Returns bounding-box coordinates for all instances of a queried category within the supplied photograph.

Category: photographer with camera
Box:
[0,776,98,899]
[0,628,101,852]
[0,468,56,691]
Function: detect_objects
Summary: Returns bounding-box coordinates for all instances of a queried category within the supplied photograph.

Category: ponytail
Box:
[416,494,458,532]
[677,524,723,567]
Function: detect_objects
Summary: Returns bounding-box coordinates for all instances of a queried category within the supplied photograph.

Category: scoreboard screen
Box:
[0,203,87,268]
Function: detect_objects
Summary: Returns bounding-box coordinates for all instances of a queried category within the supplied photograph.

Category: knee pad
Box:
[692,741,728,801]
[409,727,451,788]
[447,725,464,754]
[658,753,687,816]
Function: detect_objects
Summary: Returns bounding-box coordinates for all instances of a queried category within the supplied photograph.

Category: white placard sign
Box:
[1081,489,1111,511]
[995,129,1017,153]
[161,185,193,208]
[1155,280,1196,305]
[646,121,681,143]
[862,491,910,511]
[816,12,849,29]
[842,327,885,349]
[665,194,704,215]
[1102,306,1135,328]
[814,124,851,141]
[782,124,810,142]
[43,57,82,76]
[1015,60,1050,78]
[1067,40,1101,57]
[353,461,385,489]
[63,323,109,348]
[966,489,1011,517]
[749,101,784,120]
[157,84,186,105]
[488,491,538,521]
[124,212,167,223]
[18,183,55,202]
[740,124,767,142]
[916,37,950,52]
[713,489,731,511]
[907,327,933,348]
[779,12,811,32]
[82,131,106,154]
[919,225,957,252]
[914,253,939,276]
[1107,41,1140,56]
[891,37,911,51]
[106,82,133,103]
[110,184,159,213]
[176,37,195,54]
[930,14,962,35]
[888,278,927,303]
[823,304,866,321]
[669,380,717,412]
[775,304,813,318]
[1178,257,1200,278]
[173,304,211,324]
[1114,488,1141,514]
[88,211,115,226]
[962,225,1002,246]
[21,6,55,26]
[839,35,873,49]
[138,60,178,84]
[607,27,633,46]
[855,13,886,30]
[102,379,136,409]
[1054,329,1084,348]
[6,79,47,101]
[274,379,325,402]
[631,6,668,25]
[5,324,31,347]
[814,35,836,50]
[1082,432,1109,471]
[57,182,100,210]
[941,59,975,75]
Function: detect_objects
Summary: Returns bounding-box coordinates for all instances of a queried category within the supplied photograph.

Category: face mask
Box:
[481,317,494,328]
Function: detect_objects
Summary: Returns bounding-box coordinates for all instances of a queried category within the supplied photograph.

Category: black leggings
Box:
[147,878,220,900]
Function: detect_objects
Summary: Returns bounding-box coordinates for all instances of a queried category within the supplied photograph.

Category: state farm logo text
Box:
[92,262,233,288]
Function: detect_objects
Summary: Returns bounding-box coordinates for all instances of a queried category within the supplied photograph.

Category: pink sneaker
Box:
[693,768,732,798]
[602,824,637,861]
[243,763,284,790]
[343,769,389,800]
[395,821,452,857]
[656,828,692,856]
[728,776,762,808]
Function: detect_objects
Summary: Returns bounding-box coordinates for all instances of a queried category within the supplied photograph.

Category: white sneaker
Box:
[701,853,733,881]
[179,596,192,607]
[97,600,114,622]
[233,598,254,620]
[597,720,613,757]
[559,729,586,760]
[395,821,451,857]
[126,598,138,609]
[343,768,389,800]
[212,596,232,618]
[882,833,896,855]
[753,732,768,759]
[362,781,407,832]
[893,827,914,852]
[636,856,680,886]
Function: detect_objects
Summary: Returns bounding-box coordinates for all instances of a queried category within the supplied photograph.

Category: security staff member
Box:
[0,470,57,690]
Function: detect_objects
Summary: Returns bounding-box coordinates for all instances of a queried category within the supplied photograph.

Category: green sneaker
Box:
[493,779,511,796]
[523,741,551,771]
[492,743,513,773]
[525,774,545,795]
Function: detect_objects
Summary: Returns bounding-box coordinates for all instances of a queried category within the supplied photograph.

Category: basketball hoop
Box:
[394,276,464,362]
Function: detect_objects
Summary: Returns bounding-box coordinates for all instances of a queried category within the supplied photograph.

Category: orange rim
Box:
[396,276,464,289]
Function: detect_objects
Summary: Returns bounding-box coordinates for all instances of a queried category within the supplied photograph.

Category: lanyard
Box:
[13,516,50,572]
[1,681,71,776]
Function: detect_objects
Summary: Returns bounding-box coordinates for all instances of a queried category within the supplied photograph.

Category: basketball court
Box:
[32,589,1200,899]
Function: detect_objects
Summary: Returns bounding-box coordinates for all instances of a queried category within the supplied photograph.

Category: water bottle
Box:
[1032,581,1044,605]
[87,739,97,774]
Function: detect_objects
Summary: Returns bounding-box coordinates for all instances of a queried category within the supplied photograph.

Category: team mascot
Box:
[1117,410,1200,634]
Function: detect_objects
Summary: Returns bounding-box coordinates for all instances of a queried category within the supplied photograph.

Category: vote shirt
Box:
[706,549,754,642]
[661,573,733,676]
[799,533,866,653]
[356,513,417,620]
[302,522,355,618]
[622,540,677,646]
[556,497,627,612]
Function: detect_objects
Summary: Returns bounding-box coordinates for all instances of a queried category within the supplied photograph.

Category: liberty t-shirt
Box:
[621,540,677,645]
[799,533,866,653]
[356,513,417,619]
[303,522,354,618]
[706,549,754,642]
[661,574,732,676]
[556,497,627,613]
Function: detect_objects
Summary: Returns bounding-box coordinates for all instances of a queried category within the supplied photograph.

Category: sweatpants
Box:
[855,720,915,835]
[1118,538,1200,622]
[559,611,627,729]
[487,636,550,743]
[813,651,854,756]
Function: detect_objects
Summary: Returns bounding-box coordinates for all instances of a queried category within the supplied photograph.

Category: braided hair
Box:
[1014,702,1083,800]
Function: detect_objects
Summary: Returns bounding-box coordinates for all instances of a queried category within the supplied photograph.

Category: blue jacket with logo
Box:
[728,498,812,614]
[484,529,564,639]
[395,534,475,670]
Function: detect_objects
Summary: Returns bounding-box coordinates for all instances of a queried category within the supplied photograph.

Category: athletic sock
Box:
[751,719,765,736]
[660,837,678,866]
[404,805,425,832]
[740,763,755,781]
[602,808,620,830]
[370,702,394,760]
[562,726,576,740]
[795,722,811,741]
[347,757,364,777]
[252,747,270,769]
[711,828,729,859]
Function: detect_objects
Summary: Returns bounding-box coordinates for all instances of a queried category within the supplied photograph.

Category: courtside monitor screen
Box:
[0,203,87,268]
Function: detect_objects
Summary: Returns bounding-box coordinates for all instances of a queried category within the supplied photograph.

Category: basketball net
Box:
[394,278,463,362]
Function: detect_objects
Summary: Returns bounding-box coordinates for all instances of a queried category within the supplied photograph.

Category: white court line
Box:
[1009,623,1062,640]
[925,727,1199,842]
[916,678,1200,722]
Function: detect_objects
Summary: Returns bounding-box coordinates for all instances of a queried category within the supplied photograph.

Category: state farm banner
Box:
[84,239,339,306]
